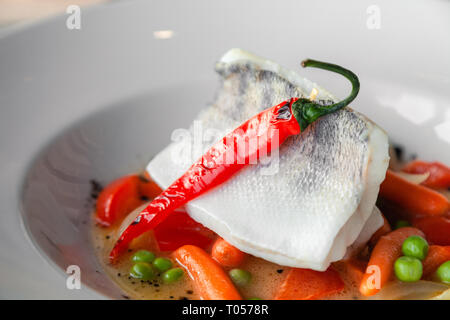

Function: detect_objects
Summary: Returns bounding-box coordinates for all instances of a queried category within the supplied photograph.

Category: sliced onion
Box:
[439,189,450,201]
[117,203,150,238]
[369,280,450,300]
[396,171,430,185]
[431,288,450,300]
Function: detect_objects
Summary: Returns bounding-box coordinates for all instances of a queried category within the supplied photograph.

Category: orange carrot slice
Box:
[173,245,242,300]
[274,267,344,300]
[211,238,246,268]
[379,170,450,217]
[422,245,450,278]
[360,227,425,296]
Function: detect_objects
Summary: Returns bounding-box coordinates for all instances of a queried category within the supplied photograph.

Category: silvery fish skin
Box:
[147,49,389,270]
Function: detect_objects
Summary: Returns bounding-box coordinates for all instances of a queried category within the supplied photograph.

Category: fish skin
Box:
[147,49,389,270]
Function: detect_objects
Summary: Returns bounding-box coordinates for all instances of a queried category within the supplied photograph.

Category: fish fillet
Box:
[147,49,389,270]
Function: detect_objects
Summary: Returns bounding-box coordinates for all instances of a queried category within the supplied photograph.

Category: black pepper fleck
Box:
[393,145,403,161]
[276,269,284,274]
[90,180,103,199]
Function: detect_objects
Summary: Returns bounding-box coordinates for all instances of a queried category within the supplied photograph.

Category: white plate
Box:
[0,0,449,299]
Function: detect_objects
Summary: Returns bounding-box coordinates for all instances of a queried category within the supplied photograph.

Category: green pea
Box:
[162,267,184,284]
[402,236,429,260]
[229,269,251,287]
[395,220,410,229]
[131,250,155,263]
[130,262,156,280]
[153,257,173,272]
[436,260,450,284]
[248,297,262,300]
[394,256,423,282]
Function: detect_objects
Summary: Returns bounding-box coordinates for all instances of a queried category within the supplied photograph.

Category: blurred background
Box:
[0,0,107,27]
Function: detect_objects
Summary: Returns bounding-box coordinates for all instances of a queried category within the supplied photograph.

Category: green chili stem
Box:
[301,59,360,113]
[291,59,360,131]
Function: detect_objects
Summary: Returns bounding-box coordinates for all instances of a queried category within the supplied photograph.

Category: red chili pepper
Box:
[109,59,360,262]
[402,160,450,189]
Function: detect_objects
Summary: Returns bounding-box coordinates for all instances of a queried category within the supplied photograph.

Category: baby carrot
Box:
[379,170,450,217]
[413,216,450,246]
[173,245,242,300]
[360,227,425,296]
[274,267,344,300]
[402,160,450,189]
[422,245,450,278]
[211,238,246,268]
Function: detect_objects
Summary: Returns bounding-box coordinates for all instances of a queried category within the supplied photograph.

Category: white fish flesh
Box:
[147,49,389,270]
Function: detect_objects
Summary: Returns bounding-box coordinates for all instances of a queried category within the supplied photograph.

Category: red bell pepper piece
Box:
[109,59,360,262]
[154,211,214,251]
[139,177,163,199]
[96,174,211,249]
[402,160,450,189]
[96,175,143,227]
[413,216,450,246]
